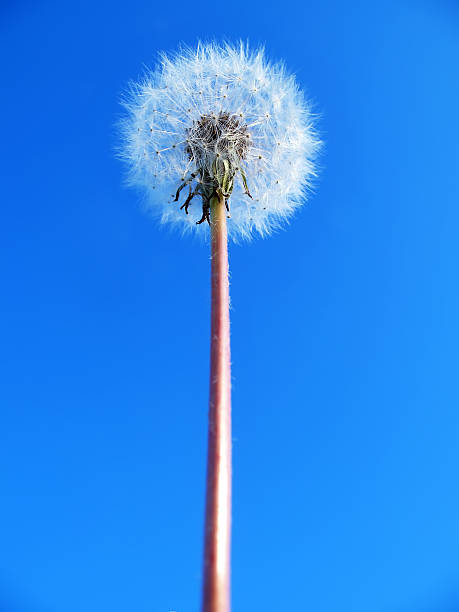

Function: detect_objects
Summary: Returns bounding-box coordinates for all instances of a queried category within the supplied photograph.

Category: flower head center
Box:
[186,112,250,163]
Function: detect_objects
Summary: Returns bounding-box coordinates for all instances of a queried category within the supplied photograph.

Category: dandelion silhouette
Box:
[119,41,320,612]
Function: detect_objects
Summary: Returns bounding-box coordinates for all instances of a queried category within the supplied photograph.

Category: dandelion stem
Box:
[202,193,232,612]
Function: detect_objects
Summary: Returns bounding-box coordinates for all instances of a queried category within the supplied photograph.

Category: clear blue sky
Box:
[1,1,459,611]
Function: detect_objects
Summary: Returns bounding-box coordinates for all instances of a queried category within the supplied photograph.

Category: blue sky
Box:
[1,1,459,611]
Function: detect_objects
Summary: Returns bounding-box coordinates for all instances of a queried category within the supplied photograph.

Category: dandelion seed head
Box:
[119,41,321,241]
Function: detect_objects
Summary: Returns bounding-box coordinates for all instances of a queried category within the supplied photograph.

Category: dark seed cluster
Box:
[186,112,251,162]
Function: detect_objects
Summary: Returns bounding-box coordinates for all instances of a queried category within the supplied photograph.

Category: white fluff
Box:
[119,42,320,241]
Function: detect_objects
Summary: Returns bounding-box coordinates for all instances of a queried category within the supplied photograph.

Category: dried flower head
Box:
[119,42,320,240]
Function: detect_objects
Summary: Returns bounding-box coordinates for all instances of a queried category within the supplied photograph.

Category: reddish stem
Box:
[202,194,232,612]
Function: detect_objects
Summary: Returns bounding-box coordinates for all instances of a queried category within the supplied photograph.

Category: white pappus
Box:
[119,42,321,241]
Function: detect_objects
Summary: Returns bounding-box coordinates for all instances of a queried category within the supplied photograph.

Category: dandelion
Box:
[119,42,319,240]
[119,41,320,612]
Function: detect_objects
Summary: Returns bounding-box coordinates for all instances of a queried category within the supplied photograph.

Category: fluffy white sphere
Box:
[119,42,320,241]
